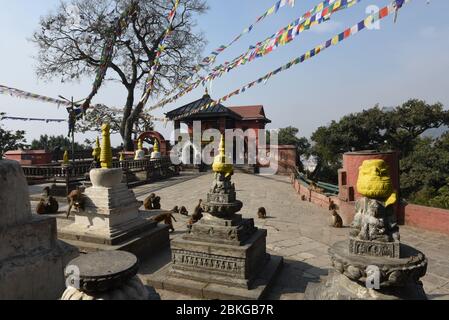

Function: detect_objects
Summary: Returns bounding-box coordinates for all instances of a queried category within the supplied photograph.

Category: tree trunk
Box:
[121,87,136,151]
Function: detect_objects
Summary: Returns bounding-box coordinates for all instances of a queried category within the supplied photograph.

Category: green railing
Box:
[293,167,339,196]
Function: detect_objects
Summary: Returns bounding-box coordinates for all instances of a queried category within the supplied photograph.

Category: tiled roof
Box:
[228,105,267,120]
[165,94,241,120]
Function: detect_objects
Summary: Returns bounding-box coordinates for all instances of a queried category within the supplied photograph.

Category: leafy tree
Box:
[401,133,449,208]
[31,135,87,151]
[310,100,449,183]
[0,113,28,156]
[32,0,207,150]
[268,126,310,170]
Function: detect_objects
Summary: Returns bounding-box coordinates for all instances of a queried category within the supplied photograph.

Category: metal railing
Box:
[293,167,339,196]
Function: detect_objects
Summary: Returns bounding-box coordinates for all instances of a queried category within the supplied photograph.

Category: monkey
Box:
[43,187,59,214]
[257,207,267,219]
[331,209,344,228]
[329,199,338,211]
[301,195,307,201]
[171,206,180,214]
[152,196,161,210]
[36,199,47,215]
[67,187,86,218]
[144,193,156,210]
[188,199,203,229]
[179,206,189,216]
[152,211,177,233]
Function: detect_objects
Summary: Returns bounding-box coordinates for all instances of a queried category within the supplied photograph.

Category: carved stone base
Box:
[58,211,170,260]
[184,213,257,246]
[349,237,400,259]
[171,229,269,289]
[305,270,427,300]
[305,240,428,300]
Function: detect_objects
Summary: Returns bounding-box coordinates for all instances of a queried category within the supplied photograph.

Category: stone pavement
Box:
[30,172,449,300]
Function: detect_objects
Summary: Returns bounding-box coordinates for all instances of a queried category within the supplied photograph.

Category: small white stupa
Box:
[150,140,161,160]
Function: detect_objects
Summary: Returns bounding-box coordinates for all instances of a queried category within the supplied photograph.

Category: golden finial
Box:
[100,123,112,169]
[92,137,101,162]
[119,151,125,162]
[212,134,233,177]
[153,139,160,153]
[63,150,70,165]
[137,139,143,150]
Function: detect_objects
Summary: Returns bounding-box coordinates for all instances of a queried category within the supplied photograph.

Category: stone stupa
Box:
[58,124,170,259]
[305,160,428,300]
[147,135,283,300]
[0,159,78,299]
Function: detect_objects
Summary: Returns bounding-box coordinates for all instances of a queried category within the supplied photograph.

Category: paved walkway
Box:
[30,172,449,299]
[132,173,449,300]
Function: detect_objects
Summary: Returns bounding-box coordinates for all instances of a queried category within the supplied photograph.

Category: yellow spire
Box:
[153,139,160,153]
[119,151,125,162]
[138,139,143,151]
[100,123,113,169]
[212,135,234,177]
[63,150,70,165]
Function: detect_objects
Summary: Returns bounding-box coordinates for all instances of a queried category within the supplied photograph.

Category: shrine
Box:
[165,93,271,169]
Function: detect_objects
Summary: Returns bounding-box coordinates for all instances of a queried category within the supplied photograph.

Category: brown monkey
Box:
[301,195,307,201]
[328,199,338,211]
[152,196,161,210]
[179,206,189,216]
[144,193,156,210]
[188,199,203,228]
[152,211,177,232]
[171,206,180,214]
[257,207,267,219]
[43,187,59,214]
[331,210,344,228]
[67,188,85,218]
[36,199,47,215]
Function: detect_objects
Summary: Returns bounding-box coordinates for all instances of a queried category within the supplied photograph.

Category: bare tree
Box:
[32,0,207,150]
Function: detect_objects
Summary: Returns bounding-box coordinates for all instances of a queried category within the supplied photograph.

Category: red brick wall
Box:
[290,174,449,236]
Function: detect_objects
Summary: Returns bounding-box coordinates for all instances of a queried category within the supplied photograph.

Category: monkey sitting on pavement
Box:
[331,209,344,228]
[152,211,177,233]
[144,193,156,210]
[36,187,59,215]
[171,206,180,214]
[257,207,267,219]
[152,196,161,210]
[179,206,189,216]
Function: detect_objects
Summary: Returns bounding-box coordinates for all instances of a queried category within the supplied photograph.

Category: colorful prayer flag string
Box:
[149,0,360,112]
[172,0,411,121]
[149,0,297,111]
[138,0,181,107]
[81,1,140,111]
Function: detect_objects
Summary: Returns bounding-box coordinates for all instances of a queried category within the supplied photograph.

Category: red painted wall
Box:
[291,174,449,236]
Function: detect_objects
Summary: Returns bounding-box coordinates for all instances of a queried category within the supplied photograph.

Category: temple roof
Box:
[165,95,271,123]
[165,94,241,120]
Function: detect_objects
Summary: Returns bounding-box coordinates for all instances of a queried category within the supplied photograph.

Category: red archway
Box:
[135,131,169,156]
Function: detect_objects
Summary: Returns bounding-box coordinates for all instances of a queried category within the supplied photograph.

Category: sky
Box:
[1,0,448,147]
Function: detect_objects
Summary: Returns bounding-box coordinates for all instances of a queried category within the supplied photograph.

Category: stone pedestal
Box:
[305,241,428,300]
[61,251,160,300]
[58,168,169,259]
[0,160,78,300]
[147,170,282,300]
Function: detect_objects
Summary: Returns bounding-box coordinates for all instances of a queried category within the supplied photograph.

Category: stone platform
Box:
[58,168,170,260]
[58,210,170,259]
[146,254,283,300]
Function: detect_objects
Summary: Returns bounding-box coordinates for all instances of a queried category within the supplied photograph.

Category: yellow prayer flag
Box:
[334,0,342,9]
[331,36,339,45]
[267,6,275,15]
